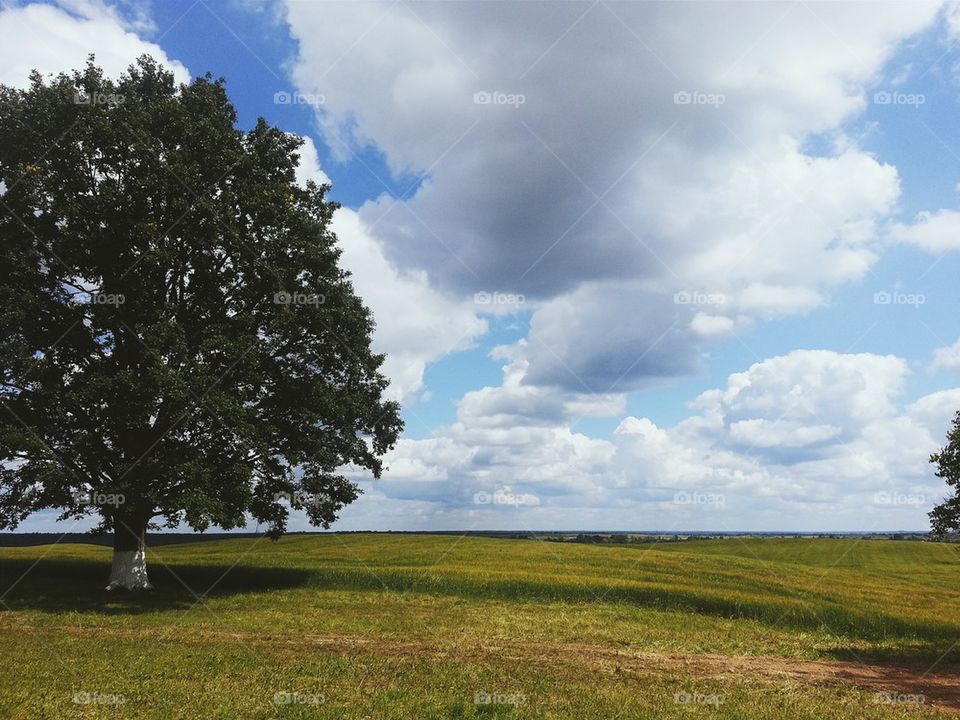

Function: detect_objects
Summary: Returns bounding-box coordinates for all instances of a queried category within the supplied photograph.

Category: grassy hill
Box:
[1,534,958,718]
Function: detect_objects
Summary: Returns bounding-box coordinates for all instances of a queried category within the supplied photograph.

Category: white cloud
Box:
[351,355,620,512]
[890,209,960,252]
[727,419,841,448]
[293,135,330,188]
[340,349,957,531]
[615,350,949,528]
[693,350,909,429]
[736,283,824,317]
[908,388,960,437]
[931,337,960,371]
[691,312,736,338]
[0,1,190,88]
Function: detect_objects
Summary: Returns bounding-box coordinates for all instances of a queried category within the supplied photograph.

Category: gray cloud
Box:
[522,283,700,391]
[286,0,934,389]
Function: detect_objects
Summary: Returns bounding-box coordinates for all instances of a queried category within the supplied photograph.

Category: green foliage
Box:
[0,57,402,539]
[929,411,960,536]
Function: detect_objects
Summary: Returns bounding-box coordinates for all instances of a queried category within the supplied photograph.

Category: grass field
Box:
[1,534,959,718]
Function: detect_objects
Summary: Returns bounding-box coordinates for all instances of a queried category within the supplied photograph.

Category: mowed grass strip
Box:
[0,535,958,718]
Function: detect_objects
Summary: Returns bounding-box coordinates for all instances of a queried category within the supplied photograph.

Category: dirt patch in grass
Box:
[608,650,958,712]
[421,637,951,711]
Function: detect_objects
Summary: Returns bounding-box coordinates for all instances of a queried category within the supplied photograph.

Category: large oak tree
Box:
[0,57,402,589]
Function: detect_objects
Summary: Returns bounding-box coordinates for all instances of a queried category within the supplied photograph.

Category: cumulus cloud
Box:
[931,337,960,371]
[346,354,619,513]
[615,350,950,528]
[282,0,934,389]
[727,419,841,449]
[338,350,960,530]
[0,1,190,88]
[693,350,909,432]
[890,209,960,252]
[691,312,736,338]
[907,388,960,436]
[344,349,956,530]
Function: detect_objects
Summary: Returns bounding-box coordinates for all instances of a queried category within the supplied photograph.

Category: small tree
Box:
[0,57,402,589]
[929,410,960,536]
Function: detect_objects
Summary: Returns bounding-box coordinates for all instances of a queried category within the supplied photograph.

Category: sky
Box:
[4,0,960,533]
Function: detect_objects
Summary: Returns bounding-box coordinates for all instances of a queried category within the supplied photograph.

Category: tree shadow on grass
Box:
[0,558,312,614]
[5,556,959,664]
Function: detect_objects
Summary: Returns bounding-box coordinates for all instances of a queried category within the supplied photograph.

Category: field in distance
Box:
[1,534,959,718]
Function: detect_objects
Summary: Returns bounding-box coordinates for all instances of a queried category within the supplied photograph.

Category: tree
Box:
[0,57,402,590]
[929,410,960,536]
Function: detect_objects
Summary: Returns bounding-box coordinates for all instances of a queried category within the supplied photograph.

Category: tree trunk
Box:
[106,514,152,591]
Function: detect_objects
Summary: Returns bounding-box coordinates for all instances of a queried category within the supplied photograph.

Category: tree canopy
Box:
[0,56,402,577]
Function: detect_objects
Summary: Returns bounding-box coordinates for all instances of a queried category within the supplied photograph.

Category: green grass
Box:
[0,534,958,718]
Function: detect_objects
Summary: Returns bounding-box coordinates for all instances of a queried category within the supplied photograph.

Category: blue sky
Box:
[4,0,960,532]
